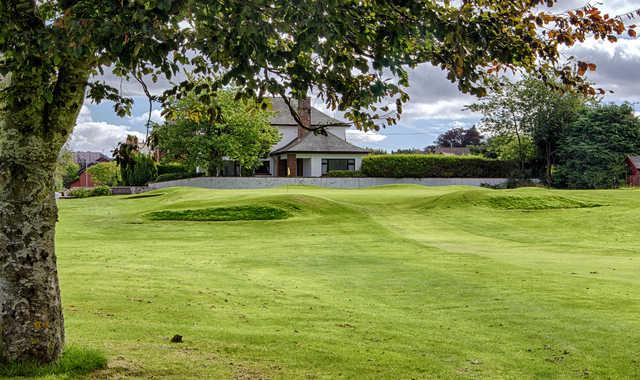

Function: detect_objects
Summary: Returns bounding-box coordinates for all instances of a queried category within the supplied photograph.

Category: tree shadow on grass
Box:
[0,346,106,378]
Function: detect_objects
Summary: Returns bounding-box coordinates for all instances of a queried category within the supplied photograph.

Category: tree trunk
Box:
[0,63,88,363]
[0,158,63,363]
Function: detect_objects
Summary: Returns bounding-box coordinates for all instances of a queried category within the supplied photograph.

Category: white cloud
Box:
[76,105,92,123]
[129,109,164,125]
[346,129,387,144]
[403,99,478,121]
[69,107,144,154]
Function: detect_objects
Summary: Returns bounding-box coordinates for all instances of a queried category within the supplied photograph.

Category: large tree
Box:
[469,76,588,181]
[555,104,640,189]
[152,89,279,176]
[436,126,482,147]
[0,0,634,364]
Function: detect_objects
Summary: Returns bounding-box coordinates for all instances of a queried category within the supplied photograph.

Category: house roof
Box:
[73,151,111,166]
[434,147,472,156]
[271,131,369,155]
[627,155,640,168]
[268,98,348,127]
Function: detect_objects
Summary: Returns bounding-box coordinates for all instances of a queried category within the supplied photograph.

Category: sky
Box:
[71,0,640,154]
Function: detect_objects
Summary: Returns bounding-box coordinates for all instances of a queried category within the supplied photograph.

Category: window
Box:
[255,160,271,175]
[322,159,355,175]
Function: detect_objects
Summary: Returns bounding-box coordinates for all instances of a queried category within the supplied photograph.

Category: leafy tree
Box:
[0,0,633,364]
[125,154,158,186]
[462,126,483,147]
[480,135,536,163]
[436,126,482,147]
[152,89,279,176]
[555,104,640,189]
[86,161,120,186]
[523,79,587,185]
[469,76,588,182]
[436,127,466,147]
[468,80,533,177]
[113,135,140,185]
[54,148,79,191]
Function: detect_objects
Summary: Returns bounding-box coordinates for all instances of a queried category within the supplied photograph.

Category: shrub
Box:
[360,154,517,178]
[87,162,120,186]
[324,170,363,177]
[69,188,91,198]
[90,185,112,197]
[123,154,158,186]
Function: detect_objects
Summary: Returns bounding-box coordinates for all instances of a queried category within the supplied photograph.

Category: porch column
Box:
[287,153,297,177]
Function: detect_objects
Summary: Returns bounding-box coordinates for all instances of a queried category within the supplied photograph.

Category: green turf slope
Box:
[53,186,640,379]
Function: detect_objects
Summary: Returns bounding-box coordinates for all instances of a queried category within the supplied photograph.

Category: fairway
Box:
[54,185,640,379]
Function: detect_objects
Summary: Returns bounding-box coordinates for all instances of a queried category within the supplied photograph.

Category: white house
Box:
[223,97,369,177]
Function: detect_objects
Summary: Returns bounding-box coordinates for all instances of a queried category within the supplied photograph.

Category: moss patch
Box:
[485,195,603,210]
[146,205,290,221]
[0,346,107,378]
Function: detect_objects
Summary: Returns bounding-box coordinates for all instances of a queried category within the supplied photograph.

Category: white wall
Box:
[284,153,366,177]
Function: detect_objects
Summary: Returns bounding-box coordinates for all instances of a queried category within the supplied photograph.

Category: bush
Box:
[157,162,189,176]
[324,170,363,177]
[87,162,120,186]
[360,154,517,178]
[69,188,91,198]
[123,154,158,186]
[90,185,112,196]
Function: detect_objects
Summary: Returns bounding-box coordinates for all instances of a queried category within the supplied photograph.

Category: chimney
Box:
[297,97,311,138]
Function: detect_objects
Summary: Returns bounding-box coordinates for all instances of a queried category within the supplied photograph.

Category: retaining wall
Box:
[148,177,510,190]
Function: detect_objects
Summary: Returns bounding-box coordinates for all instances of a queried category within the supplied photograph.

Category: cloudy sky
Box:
[71,1,640,154]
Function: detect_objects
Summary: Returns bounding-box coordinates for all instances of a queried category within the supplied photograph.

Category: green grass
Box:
[145,205,290,222]
[0,346,106,379]
[54,185,640,379]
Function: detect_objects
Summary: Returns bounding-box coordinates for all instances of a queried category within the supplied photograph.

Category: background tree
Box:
[436,127,466,147]
[86,161,120,187]
[555,104,640,189]
[462,126,483,147]
[112,135,140,186]
[152,89,279,176]
[468,80,533,176]
[54,147,79,191]
[523,79,587,185]
[436,126,482,147]
[469,76,589,182]
[0,0,634,364]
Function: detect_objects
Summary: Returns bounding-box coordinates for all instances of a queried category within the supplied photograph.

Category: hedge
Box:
[324,170,363,177]
[360,154,517,178]
[157,162,189,176]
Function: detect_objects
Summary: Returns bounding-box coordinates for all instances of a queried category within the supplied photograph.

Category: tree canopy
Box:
[555,104,640,189]
[469,75,589,182]
[0,0,637,365]
[436,126,482,147]
[152,89,279,176]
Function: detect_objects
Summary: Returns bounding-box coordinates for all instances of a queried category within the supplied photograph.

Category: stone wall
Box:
[148,177,510,190]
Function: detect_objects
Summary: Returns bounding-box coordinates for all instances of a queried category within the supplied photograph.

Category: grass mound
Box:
[122,193,165,200]
[0,346,107,378]
[146,205,290,221]
[485,195,602,210]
